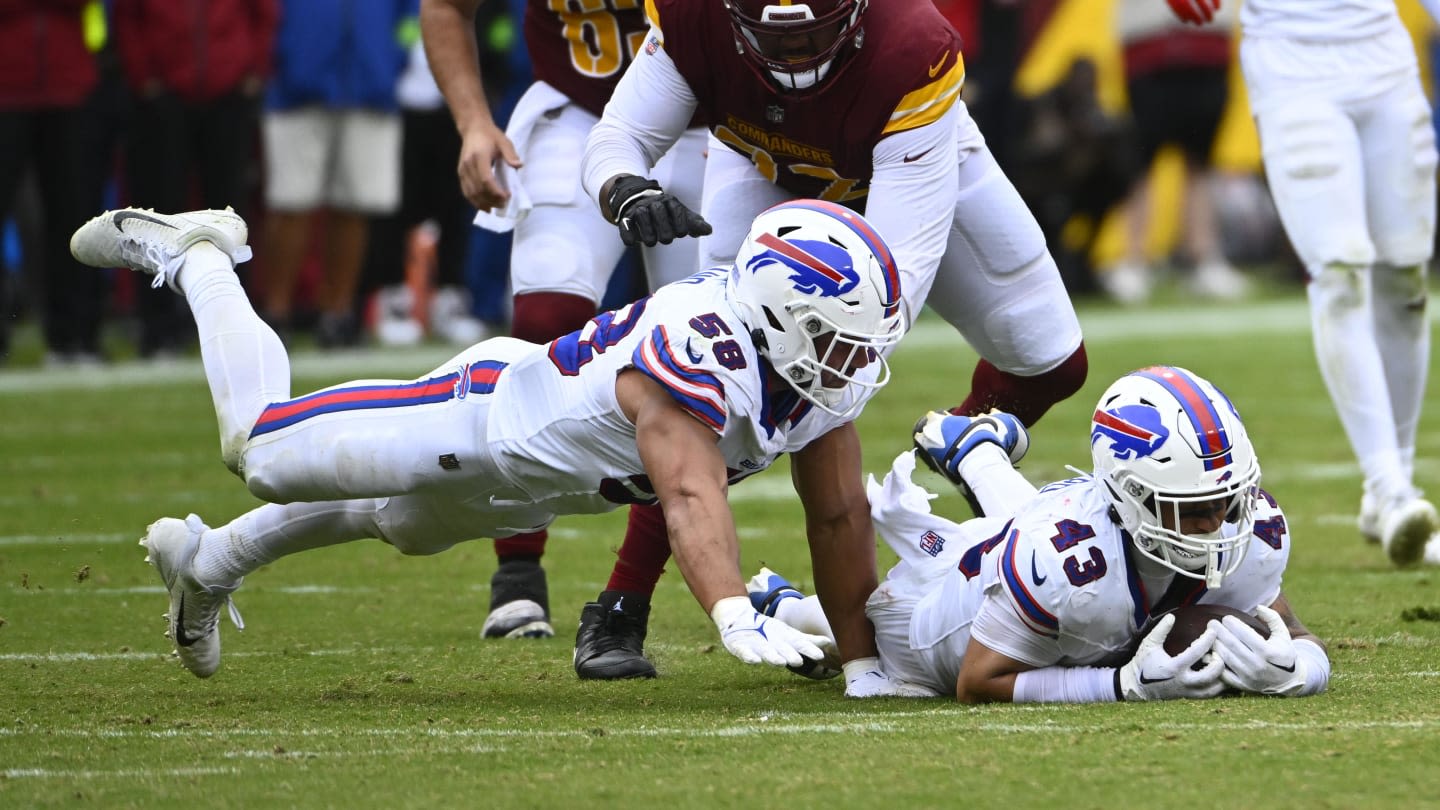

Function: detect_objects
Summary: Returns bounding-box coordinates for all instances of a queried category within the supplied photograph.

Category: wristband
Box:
[1293,638,1330,696]
[709,596,752,631]
[841,657,881,681]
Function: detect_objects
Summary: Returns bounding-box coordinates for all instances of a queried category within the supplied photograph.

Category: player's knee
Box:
[511,291,596,343]
[1307,263,1368,315]
[1373,263,1429,309]
[384,534,454,556]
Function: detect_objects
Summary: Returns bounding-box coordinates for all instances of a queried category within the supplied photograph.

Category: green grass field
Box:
[3,290,1439,809]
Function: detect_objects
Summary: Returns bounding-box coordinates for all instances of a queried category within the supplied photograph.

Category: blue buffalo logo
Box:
[748,233,858,298]
[1091,405,1169,460]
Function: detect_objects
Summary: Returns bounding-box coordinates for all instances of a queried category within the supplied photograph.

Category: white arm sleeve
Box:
[1012,665,1119,703]
[1418,0,1440,27]
[581,28,700,205]
[864,104,963,326]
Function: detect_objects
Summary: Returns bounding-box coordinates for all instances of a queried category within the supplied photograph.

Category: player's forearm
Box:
[420,0,495,134]
[1008,666,1119,704]
[663,490,748,612]
[807,519,880,664]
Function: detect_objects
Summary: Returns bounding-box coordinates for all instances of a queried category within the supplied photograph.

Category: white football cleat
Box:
[70,207,252,292]
[1381,495,1438,567]
[141,515,243,678]
[1357,491,1382,545]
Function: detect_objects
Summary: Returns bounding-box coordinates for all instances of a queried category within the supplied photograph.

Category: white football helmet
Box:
[727,199,904,418]
[1089,366,1261,587]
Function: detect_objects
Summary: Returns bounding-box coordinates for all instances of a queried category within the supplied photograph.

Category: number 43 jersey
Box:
[870,459,1290,694]
[484,268,872,514]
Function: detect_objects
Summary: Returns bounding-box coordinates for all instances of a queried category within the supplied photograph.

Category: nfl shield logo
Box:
[766,104,784,124]
[919,530,945,557]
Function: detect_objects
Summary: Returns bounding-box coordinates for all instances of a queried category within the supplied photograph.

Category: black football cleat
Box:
[573,592,657,680]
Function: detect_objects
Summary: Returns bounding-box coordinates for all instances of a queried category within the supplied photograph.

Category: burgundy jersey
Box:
[524,0,652,117]
[645,0,964,204]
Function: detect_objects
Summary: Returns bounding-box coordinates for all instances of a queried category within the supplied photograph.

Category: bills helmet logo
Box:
[1091,405,1169,460]
[747,232,858,298]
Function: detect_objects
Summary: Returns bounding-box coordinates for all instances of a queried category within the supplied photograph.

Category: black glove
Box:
[605,174,712,247]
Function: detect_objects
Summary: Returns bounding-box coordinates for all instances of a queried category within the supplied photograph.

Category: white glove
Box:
[842,658,940,698]
[1117,614,1226,701]
[1213,605,1307,696]
[710,596,834,668]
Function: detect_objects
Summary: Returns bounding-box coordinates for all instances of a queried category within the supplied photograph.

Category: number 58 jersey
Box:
[484,268,872,514]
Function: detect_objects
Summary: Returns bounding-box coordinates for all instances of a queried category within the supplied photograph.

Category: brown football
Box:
[1162,603,1270,657]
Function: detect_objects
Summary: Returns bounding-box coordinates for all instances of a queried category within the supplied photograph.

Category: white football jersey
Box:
[485,267,870,515]
[1241,0,1404,41]
[876,474,1289,694]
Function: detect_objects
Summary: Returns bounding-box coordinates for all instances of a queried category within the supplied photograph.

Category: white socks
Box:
[1307,263,1410,502]
[957,443,1039,517]
[177,242,291,474]
[193,500,382,585]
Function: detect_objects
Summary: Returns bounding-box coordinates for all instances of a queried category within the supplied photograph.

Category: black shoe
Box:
[481,559,554,639]
[574,592,657,680]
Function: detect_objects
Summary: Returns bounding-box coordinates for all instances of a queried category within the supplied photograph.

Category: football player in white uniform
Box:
[1170,0,1440,568]
[751,367,1331,701]
[69,200,926,697]
[422,0,712,643]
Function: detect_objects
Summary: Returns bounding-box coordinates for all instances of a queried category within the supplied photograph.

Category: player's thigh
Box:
[1359,79,1438,265]
[240,340,531,503]
[698,136,791,267]
[374,491,557,556]
[510,107,627,300]
[262,108,330,210]
[927,145,1080,375]
[333,110,402,214]
[1253,99,1372,269]
[641,126,710,287]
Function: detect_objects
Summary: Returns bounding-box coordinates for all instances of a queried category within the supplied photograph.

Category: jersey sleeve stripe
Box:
[249,363,509,438]
[634,327,727,432]
[1000,531,1059,637]
[882,56,965,135]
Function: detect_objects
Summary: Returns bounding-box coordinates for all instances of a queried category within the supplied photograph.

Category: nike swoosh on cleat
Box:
[1138,671,1171,685]
[113,210,178,231]
[173,593,198,647]
[1030,551,1047,586]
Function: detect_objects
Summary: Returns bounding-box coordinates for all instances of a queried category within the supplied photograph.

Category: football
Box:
[1162,603,1270,656]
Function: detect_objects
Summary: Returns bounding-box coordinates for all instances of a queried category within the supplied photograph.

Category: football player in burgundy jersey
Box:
[422,0,710,647]
[569,0,1090,679]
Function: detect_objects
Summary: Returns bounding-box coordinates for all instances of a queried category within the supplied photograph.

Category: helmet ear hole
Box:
[761,305,785,332]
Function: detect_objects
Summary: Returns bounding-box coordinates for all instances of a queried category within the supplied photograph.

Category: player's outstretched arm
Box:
[617,370,830,669]
[420,0,521,211]
[1212,593,1330,697]
[958,614,1225,704]
[791,423,880,665]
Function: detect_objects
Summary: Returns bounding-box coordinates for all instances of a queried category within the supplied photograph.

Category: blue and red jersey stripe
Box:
[249,361,507,438]
[1000,532,1059,637]
[633,325,727,433]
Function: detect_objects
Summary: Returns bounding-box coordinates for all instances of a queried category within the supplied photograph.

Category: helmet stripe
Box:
[769,199,902,315]
[755,231,848,285]
[1133,367,1231,470]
